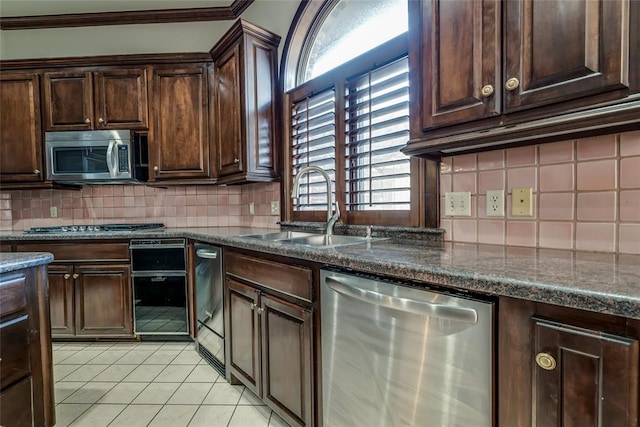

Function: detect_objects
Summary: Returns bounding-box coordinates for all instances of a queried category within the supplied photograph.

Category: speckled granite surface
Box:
[0,252,54,273]
[2,227,640,319]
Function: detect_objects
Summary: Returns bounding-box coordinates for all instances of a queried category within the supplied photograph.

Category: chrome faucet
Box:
[291,166,340,236]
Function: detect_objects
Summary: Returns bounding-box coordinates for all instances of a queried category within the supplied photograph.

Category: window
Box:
[283,0,425,227]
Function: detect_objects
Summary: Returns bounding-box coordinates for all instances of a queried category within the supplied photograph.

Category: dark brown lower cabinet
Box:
[48,263,133,338]
[227,278,313,427]
[499,297,639,427]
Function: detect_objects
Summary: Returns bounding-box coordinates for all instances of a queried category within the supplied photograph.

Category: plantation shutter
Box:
[344,57,410,211]
[290,88,336,211]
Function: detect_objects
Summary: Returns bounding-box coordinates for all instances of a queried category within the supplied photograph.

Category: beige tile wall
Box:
[3,182,281,231]
[440,130,640,254]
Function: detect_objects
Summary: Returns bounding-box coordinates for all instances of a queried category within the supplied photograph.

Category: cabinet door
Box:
[94,68,148,130]
[227,278,261,396]
[533,318,638,426]
[411,0,500,132]
[0,72,44,183]
[261,294,313,427]
[150,66,209,180]
[0,377,34,427]
[212,43,243,178]
[74,264,133,336]
[48,265,75,337]
[43,71,94,131]
[504,0,631,112]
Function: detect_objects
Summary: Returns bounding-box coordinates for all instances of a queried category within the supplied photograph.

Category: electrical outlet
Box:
[270,201,280,215]
[444,192,471,216]
[50,206,58,218]
[511,187,533,216]
[249,202,255,215]
[486,190,504,217]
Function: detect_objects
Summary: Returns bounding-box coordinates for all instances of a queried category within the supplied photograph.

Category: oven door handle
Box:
[196,249,218,259]
[325,276,478,324]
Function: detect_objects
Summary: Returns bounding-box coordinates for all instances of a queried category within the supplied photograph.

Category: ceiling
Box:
[0,0,253,30]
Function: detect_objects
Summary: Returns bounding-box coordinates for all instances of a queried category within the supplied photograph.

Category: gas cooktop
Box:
[24,223,165,234]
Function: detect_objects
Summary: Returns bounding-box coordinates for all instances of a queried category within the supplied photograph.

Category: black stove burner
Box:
[25,223,165,234]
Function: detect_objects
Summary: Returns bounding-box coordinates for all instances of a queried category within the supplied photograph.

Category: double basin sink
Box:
[239,231,381,249]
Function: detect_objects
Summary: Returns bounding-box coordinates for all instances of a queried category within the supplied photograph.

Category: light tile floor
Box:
[52,341,289,427]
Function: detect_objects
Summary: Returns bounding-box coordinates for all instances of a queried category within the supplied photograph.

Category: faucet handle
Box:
[365,226,372,238]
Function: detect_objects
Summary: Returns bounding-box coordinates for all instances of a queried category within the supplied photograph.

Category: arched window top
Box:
[281,0,408,91]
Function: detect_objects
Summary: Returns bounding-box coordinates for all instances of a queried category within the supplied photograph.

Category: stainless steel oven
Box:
[130,239,188,335]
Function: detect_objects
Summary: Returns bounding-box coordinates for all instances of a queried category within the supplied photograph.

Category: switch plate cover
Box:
[444,192,472,216]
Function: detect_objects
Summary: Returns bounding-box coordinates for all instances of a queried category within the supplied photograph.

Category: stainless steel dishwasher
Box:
[194,243,225,375]
[321,269,494,427]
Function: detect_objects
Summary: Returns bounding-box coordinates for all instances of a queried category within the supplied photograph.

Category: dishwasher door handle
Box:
[196,249,218,259]
[325,276,478,324]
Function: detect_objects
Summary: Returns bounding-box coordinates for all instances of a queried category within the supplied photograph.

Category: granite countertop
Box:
[2,227,640,319]
[0,252,54,273]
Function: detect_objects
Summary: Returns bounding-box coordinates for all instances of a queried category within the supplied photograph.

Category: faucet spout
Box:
[290,166,339,234]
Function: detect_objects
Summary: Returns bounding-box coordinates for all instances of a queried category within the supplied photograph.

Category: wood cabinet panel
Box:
[261,293,313,427]
[47,265,75,336]
[227,278,261,396]
[150,66,209,180]
[15,242,129,262]
[74,264,132,336]
[413,0,500,132]
[0,72,44,183]
[94,68,148,129]
[0,314,31,390]
[0,275,26,316]
[225,252,312,302]
[504,0,631,112]
[0,377,34,427]
[43,71,93,131]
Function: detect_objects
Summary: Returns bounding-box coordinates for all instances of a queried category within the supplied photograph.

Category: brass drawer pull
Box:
[257,307,265,314]
[535,352,556,370]
[505,77,520,91]
[72,273,79,279]
[481,84,494,97]
[63,273,71,280]
[250,303,256,311]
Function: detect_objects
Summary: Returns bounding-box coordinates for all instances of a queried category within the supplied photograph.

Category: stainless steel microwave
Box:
[45,130,148,183]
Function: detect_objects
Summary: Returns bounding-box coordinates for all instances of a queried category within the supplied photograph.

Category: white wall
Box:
[0,0,300,60]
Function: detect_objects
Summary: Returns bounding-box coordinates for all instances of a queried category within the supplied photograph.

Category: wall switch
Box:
[486,190,504,217]
[249,202,255,215]
[444,192,471,216]
[511,187,533,216]
[50,206,58,218]
[270,201,280,215]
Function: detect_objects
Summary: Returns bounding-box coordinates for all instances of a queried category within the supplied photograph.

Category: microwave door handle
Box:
[106,140,117,178]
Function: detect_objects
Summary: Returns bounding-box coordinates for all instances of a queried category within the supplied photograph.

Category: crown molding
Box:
[0,0,254,30]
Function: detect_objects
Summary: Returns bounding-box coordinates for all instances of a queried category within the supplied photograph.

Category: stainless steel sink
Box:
[281,234,379,248]
[238,231,317,241]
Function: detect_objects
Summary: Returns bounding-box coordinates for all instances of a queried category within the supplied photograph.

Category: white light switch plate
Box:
[444,192,471,216]
[270,201,280,215]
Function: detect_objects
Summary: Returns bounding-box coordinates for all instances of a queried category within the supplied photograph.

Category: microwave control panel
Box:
[118,146,130,172]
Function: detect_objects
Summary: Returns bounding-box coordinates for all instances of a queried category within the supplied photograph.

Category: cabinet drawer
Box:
[16,242,129,262]
[0,314,31,389]
[226,252,312,302]
[0,276,26,316]
[0,377,34,427]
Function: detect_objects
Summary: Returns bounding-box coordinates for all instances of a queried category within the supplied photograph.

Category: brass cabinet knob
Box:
[257,307,265,314]
[153,166,159,171]
[34,169,40,175]
[481,84,494,97]
[85,118,91,124]
[535,352,557,370]
[250,303,256,311]
[72,273,79,279]
[63,273,71,280]
[233,158,240,164]
[505,77,520,91]
[98,117,104,124]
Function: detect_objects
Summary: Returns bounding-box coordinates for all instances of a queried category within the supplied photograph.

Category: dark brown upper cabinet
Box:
[149,65,210,181]
[210,19,281,184]
[43,67,148,131]
[406,0,640,157]
[0,72,44,183]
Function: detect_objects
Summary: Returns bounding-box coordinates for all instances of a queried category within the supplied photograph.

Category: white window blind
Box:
[291,88,336,211]
[344,57,410,211]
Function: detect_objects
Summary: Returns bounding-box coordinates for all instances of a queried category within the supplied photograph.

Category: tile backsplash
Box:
[440,130,640,254]
[1,182,281,232]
